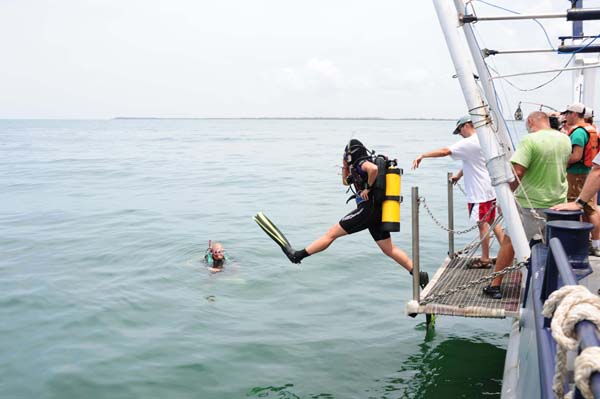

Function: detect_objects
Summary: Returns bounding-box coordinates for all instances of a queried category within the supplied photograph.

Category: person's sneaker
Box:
[482,285,502,299]
[590,247,600,257]
[282,245,301,264]
[419,271,429,289]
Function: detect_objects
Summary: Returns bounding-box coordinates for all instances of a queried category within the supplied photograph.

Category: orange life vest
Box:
[568,123,599,167]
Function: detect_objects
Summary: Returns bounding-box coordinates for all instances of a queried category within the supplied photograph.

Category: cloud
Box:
[274,58,437,95]
[275,58,345,93]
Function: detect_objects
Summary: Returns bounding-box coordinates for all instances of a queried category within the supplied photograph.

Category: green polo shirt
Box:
[511,129,572,208]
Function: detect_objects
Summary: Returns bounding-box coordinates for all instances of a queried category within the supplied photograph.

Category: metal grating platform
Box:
[413,256,523,319]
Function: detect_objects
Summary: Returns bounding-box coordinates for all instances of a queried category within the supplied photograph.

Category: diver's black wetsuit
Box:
[339,193,389,242]
[339,158,389,242]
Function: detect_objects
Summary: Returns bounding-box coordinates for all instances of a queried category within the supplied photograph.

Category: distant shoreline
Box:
[0,117,523,122]
[113,117,457,121]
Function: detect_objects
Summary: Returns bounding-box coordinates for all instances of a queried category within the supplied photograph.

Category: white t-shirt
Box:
[448,134,496,203]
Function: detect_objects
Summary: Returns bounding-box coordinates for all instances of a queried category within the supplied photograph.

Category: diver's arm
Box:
[342,159,350,185]
[359,161,378,200]
[412,147,452,169]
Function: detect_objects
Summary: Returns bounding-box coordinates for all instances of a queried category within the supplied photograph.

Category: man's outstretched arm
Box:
[412,147,452,170]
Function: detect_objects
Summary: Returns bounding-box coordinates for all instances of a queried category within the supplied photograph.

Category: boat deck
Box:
[413,256,523,318]
[410,255,600,319]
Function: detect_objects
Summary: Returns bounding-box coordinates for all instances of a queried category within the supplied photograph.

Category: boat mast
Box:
[432,0,530,262]
[571,0,599,108]
[453,0,515,157]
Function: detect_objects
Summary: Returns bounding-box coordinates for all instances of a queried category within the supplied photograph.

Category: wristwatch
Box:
[575,197,586,209]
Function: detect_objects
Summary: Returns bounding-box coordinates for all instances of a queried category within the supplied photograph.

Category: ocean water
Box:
[0,119,523,399]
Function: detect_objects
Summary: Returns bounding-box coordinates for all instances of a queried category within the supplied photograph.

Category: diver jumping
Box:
[254,139,428,287]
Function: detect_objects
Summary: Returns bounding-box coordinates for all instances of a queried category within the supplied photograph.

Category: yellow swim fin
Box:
[253,212,291,249]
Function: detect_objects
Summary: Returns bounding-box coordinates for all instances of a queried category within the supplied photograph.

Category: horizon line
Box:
[0,116,522,122]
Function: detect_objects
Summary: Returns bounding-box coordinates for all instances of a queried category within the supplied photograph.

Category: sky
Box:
[0,0,599,119]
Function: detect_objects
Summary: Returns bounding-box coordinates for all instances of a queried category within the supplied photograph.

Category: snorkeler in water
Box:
[205,241,226,272]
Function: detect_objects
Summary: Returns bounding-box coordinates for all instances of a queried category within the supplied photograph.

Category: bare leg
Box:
[585,199,600,240]
[375,237,413,272]
[479,222,490,262]
[490,235,515,287]
[305,223,348,255]
[493,223,505,245]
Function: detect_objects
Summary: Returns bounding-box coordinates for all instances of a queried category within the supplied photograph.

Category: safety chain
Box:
[419,197,480,235]
[420,260,528,305]
[455,215,504,256]
[455,182,467,197]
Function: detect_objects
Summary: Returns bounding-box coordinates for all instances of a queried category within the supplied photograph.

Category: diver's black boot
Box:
[282,245,302,264]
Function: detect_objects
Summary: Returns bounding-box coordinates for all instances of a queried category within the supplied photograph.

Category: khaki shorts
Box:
[520,208,546,242]
[567,173,597,215]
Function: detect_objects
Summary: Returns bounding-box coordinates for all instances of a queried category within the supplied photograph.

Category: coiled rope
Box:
[542,285,600,399]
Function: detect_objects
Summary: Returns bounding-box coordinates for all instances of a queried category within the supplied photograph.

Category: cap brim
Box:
[452,127,461,135]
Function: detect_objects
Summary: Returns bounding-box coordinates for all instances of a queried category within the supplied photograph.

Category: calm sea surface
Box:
[0,119,525,399]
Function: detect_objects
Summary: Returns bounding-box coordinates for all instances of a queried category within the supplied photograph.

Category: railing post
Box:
[447,172,455,258]
[412,186,420,302]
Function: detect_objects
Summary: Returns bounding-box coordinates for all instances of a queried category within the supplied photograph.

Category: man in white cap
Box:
[584,107,595,126]
[412,115,504,268]
[564,103,600,256]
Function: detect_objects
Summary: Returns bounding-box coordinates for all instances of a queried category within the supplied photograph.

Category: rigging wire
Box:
[468,0,556,50]
[486,34,600,92]
[468,0,600,92]
[466,1,519,148]
[485,34,600,92]
[464,1,588,233]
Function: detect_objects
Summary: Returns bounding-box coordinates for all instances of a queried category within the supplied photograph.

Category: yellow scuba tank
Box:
[381,166,402,232]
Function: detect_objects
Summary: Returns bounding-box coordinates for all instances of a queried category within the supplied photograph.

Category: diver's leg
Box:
[375,238,412,272]
[295,203,369,263]
[305,223,348,255]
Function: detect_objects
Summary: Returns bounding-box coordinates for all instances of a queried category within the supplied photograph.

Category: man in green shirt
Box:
[483,111,571,299]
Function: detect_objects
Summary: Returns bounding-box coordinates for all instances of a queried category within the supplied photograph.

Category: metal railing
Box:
[411,173,457,301]
[536,238,600,399]
[412,186,421,302]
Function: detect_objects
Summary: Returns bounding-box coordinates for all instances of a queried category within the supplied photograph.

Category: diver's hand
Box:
[360,189,370,201]
[412,155,424,170]
[450,174,461,185]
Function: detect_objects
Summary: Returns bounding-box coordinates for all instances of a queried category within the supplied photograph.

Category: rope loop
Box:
[541,285,600,398]
[574,347,600,399]
[543,286,600,350]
